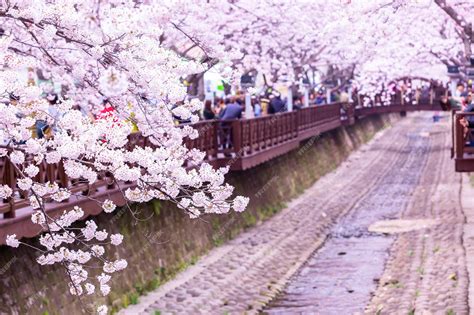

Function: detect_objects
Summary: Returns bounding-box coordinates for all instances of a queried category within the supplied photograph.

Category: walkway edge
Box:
[462,173,474,312]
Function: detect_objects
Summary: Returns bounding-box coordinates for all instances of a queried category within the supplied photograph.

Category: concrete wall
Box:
[0,113,401,315]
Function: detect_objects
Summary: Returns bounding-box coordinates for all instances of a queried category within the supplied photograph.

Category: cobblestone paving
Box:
[365,117,468,314]
[121,112,466,315]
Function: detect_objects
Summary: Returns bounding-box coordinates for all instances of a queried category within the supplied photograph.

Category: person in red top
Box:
[96,100,116,120]
[96,100,119,143]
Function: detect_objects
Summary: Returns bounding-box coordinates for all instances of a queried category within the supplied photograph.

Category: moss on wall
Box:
[0,113,400,315]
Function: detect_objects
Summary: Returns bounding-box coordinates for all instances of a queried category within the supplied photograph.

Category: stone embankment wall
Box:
[0,113,401,315]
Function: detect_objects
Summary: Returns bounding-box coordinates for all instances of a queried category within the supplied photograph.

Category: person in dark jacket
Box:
[463,93,474,127]
[218,97,242,153]
[461,93,474,146]
[219,97,242,120]
[315,91,326,105]
[202,100,215,120]
[293,95,303,110]
[268,94,286,114]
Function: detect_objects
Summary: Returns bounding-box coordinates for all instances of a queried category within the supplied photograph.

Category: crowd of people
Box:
[448,81,474,139]
[198,88,350,122]
[441,81,473,111]
[5,71,443,145]
[4,84,350,144]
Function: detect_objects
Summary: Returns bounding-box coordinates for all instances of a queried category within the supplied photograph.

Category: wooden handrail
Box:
[453,112,474,159]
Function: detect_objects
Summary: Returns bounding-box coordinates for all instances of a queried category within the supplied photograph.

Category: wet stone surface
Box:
[264,122,431,314]
[265,236,392,314]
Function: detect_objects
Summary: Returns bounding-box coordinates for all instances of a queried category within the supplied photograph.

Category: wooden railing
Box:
[453,112,474,172]
[0,96,445,244]
[180,103,348,167]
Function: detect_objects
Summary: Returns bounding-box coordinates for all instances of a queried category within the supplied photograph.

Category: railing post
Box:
[451,110,456,158]
[232,120,242,157]
[287,87,293,112]
[293,111,298,138]
[45,163,55,184]
[454,114,464,160]
[304,87,309,108]
[348,102,355,124]
[57,161,68,188]
[3,159,16,219]
[245,93,252,118]
[296,109,302,135]
[248,120,254,154]
[212,121,219,159]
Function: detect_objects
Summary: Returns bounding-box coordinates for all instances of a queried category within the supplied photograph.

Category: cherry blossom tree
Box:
[433,0,473,62]
[0,0,472,313]
[320,0,471,93]
[0,1,248,313]
[179,0,469,93]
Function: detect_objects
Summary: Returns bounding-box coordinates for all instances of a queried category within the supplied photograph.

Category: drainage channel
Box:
[263,127,433,314]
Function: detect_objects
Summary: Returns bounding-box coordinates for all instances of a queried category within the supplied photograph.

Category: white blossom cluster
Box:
[7,203,126,315]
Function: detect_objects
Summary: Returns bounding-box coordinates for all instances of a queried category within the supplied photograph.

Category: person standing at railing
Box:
[462,93,474,125]
[460,92,474,145]
[331,90,341,103]
[219,97,242,120]
[268,93,286,114]
[340,90,349,103]
[260,97,270,116]
[218,97,242,155]
[420,86,430,104]
[252,96,262,117]
[309,92,316,105]
[451,82,467,110]
[465,92,473,107]
[293,96,303,110]
[315,91,325,105]
[202,100,216,120]
[214,98,226,117]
